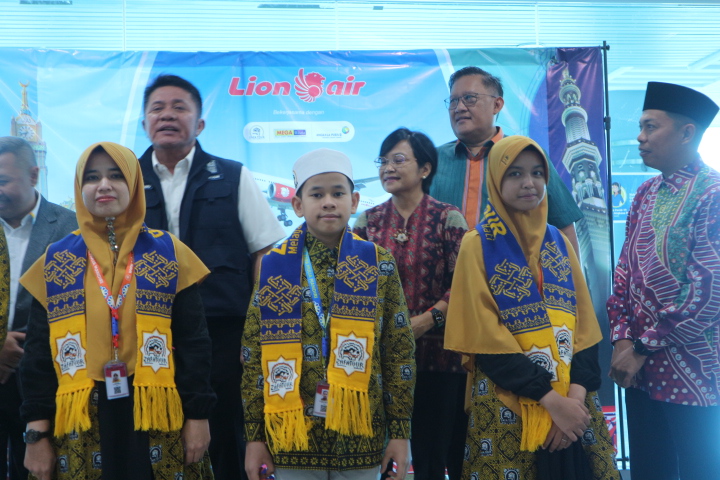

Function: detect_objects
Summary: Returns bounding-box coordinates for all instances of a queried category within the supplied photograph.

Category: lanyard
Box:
[88,251,135,357]
[302,248,330,359]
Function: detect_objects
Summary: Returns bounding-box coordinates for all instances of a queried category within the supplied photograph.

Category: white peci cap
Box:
[292,148,354,191]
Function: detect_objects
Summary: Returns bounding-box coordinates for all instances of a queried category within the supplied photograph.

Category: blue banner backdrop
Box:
[0,44,615,421]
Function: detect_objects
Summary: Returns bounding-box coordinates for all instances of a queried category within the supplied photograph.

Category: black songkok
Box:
[643,81,719,130]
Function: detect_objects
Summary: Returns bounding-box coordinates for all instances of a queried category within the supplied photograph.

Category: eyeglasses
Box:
[444,93,498,109]
[374,153,411,168]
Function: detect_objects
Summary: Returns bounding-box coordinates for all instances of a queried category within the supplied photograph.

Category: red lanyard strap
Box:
[88,251,134,350]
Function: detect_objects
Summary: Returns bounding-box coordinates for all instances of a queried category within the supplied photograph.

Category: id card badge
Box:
[312,380,330,417]
[104,361,130,400]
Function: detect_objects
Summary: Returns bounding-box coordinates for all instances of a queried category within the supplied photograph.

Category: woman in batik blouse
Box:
[353,128,468,480]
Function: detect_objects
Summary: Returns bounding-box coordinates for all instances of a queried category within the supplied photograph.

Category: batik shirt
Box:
[354,195,467,372]
[607,158,720,406]
[242,234,415,470]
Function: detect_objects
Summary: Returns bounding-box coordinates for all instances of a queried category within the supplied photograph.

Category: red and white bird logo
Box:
[294,68,326,103]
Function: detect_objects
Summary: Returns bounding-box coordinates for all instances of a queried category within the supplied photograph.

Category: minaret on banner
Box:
[559,68,610,309]
[10,82,48,197]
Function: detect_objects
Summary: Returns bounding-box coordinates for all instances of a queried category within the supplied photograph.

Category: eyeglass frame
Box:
[374,153,414,168]
[444,92,499,110]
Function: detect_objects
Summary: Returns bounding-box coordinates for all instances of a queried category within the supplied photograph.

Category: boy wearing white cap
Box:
[241,148,416,480]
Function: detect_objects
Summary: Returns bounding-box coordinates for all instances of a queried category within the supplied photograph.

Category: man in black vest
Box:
[138,75,285,480]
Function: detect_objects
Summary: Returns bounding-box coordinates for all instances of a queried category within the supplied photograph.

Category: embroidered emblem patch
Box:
[141,329,171,372]
[526,345,559,381]
[333,332,370,375]
[553,325,573,365]
[55,331,87,377]
[267,357,297,399]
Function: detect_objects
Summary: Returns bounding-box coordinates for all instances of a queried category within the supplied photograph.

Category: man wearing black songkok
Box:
[607,82,720,480]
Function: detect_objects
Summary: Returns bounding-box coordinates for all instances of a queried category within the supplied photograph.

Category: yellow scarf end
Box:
[54,385,93,437]
[265,407,309,453]
[133,385,184,432]
[519,402,553,452]
[325,384,373,437]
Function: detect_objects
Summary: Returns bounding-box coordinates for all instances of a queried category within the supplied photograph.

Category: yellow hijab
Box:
[22,141,208,379]
[445,135,601,405]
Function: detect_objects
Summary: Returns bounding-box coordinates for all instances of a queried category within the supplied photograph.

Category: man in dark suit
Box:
[0,136,77,480]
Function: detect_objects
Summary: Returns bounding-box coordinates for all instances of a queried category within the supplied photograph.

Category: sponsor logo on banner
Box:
[268,357,297,398]
[333,332,370,375]
[141,329,170,372]
[229,68,367,103]
[55,331,87,377]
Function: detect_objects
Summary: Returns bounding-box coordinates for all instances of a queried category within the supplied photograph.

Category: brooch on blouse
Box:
[391,228,409,244]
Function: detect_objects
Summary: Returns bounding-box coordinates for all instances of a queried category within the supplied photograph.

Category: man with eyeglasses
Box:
[430,66,582,253]
[427,66,583,480]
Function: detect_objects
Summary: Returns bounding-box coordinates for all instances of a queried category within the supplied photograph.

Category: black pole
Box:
[601,40,630,472]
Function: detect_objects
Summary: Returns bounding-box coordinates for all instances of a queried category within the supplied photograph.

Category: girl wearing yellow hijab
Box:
[19,142,215,480]
[444,136,619,480]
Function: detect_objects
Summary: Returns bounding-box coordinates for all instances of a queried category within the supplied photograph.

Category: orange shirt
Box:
[461,128,505,226]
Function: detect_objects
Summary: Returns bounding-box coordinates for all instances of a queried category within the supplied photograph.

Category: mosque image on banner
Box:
[559,68,611,314]
[10,81,48,198]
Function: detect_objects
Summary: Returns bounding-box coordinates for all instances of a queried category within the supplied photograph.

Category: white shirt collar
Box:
[151,146,196,174]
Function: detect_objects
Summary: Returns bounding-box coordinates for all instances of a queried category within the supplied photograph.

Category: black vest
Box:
[139,142,252,318]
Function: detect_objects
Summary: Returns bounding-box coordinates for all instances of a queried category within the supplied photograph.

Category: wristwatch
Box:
[23,429,51,444]
[430,308,445,328]
[632,338,655,356]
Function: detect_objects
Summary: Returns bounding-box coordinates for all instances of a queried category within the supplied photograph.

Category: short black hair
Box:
[0,136,37,168]
[448,66,504,98]
[143,74,203,117]
[379,128,437,194]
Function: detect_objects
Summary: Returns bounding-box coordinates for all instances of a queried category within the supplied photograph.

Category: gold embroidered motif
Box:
[258,276,302,315]
[336,255,379,292]
[541,242,572,282]
[147,228,165,238]
[134,251,179,288]
[489,259,533,301]
[481,205,507,239]
[45,251,86,288]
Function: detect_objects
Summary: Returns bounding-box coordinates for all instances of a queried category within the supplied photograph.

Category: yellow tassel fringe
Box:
[520,402,553,452]
[265,407,309,453]
[325,383,373,437]
[54,385,93,436]
[133,385,184,432]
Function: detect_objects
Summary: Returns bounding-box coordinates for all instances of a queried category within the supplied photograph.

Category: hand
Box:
[567,383,587,404]
[381,438,411,480]
[409,313,433,340]
[245,441,275,480]
[24,420,54,480]
[539,390,590,442]
[0,332,25,384]
[181,419,210,465]
[542,422,572,452]
[609,340,646,388]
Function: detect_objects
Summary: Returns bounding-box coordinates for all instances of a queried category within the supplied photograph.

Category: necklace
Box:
[391,228,409,244]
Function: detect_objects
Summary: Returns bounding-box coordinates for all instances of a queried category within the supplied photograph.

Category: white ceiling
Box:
[1,0,719,94]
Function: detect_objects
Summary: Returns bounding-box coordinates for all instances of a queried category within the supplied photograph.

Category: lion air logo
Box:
[229,69,366,101]
[294,69,326,103]
[141,329,170,372]
[267,357,297,398]
[333,332,370,375]
[55,331,87,377]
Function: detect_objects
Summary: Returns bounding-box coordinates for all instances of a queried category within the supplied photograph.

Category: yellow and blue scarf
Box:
[478,203,577,451]
[257,223,379,452]
[45,226,183,436]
